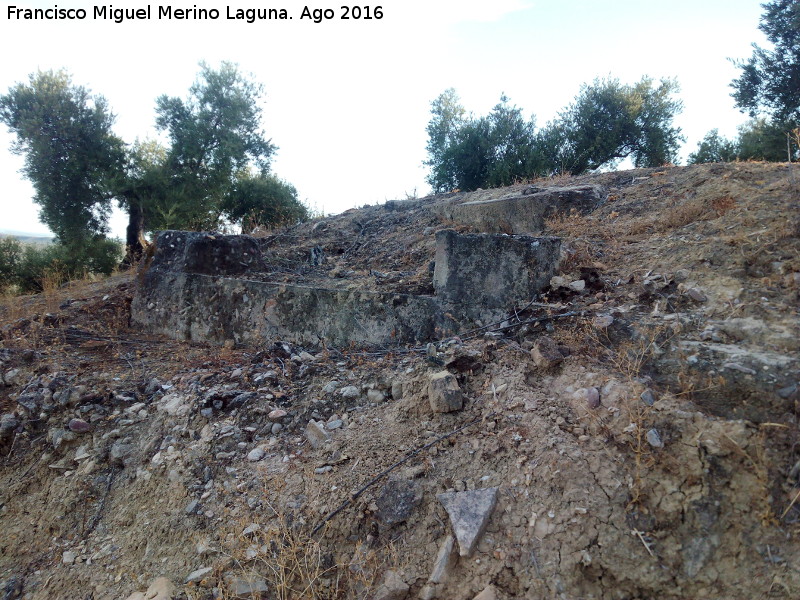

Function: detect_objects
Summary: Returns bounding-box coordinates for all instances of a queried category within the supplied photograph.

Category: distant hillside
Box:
[0,230,53,245]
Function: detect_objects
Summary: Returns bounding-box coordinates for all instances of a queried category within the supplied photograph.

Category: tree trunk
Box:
[123,200,145,267]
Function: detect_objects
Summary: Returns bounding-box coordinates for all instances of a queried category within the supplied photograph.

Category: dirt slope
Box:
[0,162,798,600]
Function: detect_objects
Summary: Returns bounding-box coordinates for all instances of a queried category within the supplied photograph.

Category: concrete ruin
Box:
[131,227,561,348]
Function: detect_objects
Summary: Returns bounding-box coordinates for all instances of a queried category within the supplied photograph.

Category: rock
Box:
[646,428,664,448]
[298,351,316,363]
[223,574,269,598]
[777,383,798,399]
[271,423,283,434]
[185,500,200,515]
[428,371,463,413]
[372,569,409,600]
[686,287,707,302]
[640,389,657,406]
[473,585,499,600]
[339,385,360,400]
[674,268,690,282]
[50,428,77,450]
[530,336,563,369]
[568,279,586,292]
[305,420,331,449]
[326,419,343,430]
[268,409,287,422]
[391,380,403,400]
[437,487,498,557]
[375,479,423,526]
[110,440,135,466]
[247,447,266,462]
[420,534,457,600]
[574,387,601,409]
[159,393,191,417]
[185,567,213,584]
[0,413,19,439]
[322,381,340,394]
[4,369,21,386]
[592,314,614,329]
[242,523,261,537]
[367,389,386,403]
[549,275,568,289]
[62,550,77,565]
[143,576,176,600]
[67,418,91,433]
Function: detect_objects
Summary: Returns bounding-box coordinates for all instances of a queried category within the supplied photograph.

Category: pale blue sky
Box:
[0,0,767,236]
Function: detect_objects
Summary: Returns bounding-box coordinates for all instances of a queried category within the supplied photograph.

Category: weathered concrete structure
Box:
[132,226,561,348]
[434,230,560,317]
[434,184,605,234]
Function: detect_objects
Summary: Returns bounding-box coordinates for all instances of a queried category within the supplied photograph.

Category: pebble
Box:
[646,429,664,448]
[314,465,333,474]
[339,385,360,399]
[686,287,707,302]
[268,409,287,422]
[322,381,340,394]
[568,279,586,292]
[271,423,283,434]
[326,419,343,430]
[184,567,212,584]
[62,550,77,564]
[185,500,200,515]
[640,389,657,406]
[247,447,266,462]
[592,315,614,329]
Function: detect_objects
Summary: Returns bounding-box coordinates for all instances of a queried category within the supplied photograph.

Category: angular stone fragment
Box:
[473,585,499,600]
[437,487,498,557]
[428,371,463,413]
[372,569,409,600]
[224,574,269,598]
[144,577,175,600]
[375,479,423,526]
[185,566,212,584]
[305,420,331,448]
[530,336,563,370]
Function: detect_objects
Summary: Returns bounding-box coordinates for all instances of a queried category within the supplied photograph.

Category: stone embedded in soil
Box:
[686,287,707,302]
[67,418,91,433]
[185,566,213,584]
[62,550,76,565]
[339,385,360,399]
[530,336,563,369]
[428,534,457,585]
[375,479,423,526]
[247,447,266,462]
[473,585,500,600]
[372,569,409,600]
[574,387,601,409]
[428,371,463,413]
[267,408,287,421]
[305,420,331,448]
[568,279,586,292]
[437,487,498,557]
[592,314,614,329]
[640,389,657,406]
[646,428,664,448]
[224,574,269,598]
[142,577,176,600]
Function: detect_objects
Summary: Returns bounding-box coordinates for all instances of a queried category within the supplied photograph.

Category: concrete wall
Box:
[132,230,561,349]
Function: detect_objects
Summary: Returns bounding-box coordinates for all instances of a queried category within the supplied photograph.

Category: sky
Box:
[0,0,767,237]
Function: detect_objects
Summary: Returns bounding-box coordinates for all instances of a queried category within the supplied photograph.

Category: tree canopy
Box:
[1,63,308,270]
[731,0,800,122]
[0,70,124,250]
[424,77,684,192]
